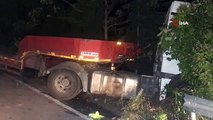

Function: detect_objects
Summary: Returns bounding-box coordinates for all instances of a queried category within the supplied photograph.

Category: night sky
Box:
[0,0,175,45]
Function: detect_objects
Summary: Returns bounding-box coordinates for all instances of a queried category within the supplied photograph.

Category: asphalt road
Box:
[0,72,85,120]
[0,70,123,120]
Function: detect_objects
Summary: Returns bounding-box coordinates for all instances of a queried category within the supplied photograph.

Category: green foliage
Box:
[153,112,167,120]
[159,0,213,100]
[89,111,104,120]
[121,94,152,120]
[160,91,189,120]
[121,91,165,120]
[28,8,44,26]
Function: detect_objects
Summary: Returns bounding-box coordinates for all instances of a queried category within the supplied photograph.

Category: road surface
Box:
[0,71,86,120]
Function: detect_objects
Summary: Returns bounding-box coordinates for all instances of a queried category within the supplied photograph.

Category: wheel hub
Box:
[61,78,70,87]
[55,75,72,92]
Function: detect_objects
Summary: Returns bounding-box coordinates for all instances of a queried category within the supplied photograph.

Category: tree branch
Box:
[118,0,133,6]
[108,20,130,29]
[116,9,131,19]
[107,9,130,24]
[107,0,119,15]
[61,0,82,12]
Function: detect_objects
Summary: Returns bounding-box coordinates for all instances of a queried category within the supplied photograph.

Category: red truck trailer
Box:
[0,35,141,100]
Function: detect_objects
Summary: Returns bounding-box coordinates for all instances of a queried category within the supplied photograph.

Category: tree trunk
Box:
[104,0,108,40]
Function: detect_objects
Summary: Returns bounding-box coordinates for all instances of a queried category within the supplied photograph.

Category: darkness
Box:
[0,0,168,44]
[0,0,191,75]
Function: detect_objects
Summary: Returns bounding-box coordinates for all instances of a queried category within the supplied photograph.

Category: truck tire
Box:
[48,69,81,100]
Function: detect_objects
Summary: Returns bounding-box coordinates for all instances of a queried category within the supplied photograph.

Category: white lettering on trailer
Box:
[81,51,99,57]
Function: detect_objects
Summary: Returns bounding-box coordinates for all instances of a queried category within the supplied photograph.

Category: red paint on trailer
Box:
[19,35,140,63]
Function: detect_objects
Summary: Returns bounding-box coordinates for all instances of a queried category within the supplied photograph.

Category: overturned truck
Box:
[0,35,141,100]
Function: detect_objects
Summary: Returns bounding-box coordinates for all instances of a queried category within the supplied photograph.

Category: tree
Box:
[27,0,134,40]
[104,0,132,40]
[159,0,213,99]
[28,0,104,39]
[0,0,40,47]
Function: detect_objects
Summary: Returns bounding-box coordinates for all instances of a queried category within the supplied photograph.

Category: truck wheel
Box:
[48,69,81,100]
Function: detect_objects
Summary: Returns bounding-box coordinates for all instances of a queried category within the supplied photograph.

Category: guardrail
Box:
[183,94,213,119]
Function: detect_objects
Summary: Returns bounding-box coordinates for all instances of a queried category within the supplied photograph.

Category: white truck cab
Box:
[155,1,190,100]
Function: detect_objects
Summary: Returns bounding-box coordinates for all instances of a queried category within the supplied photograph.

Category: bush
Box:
[157,0,212,119]
[121,91,166,120]
[158,0,213,100]
[122,1,212,119]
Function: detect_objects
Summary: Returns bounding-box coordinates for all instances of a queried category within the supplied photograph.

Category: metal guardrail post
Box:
[191,112,196,120]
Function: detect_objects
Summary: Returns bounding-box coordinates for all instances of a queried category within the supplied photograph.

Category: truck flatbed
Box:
[18,35,139,63]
